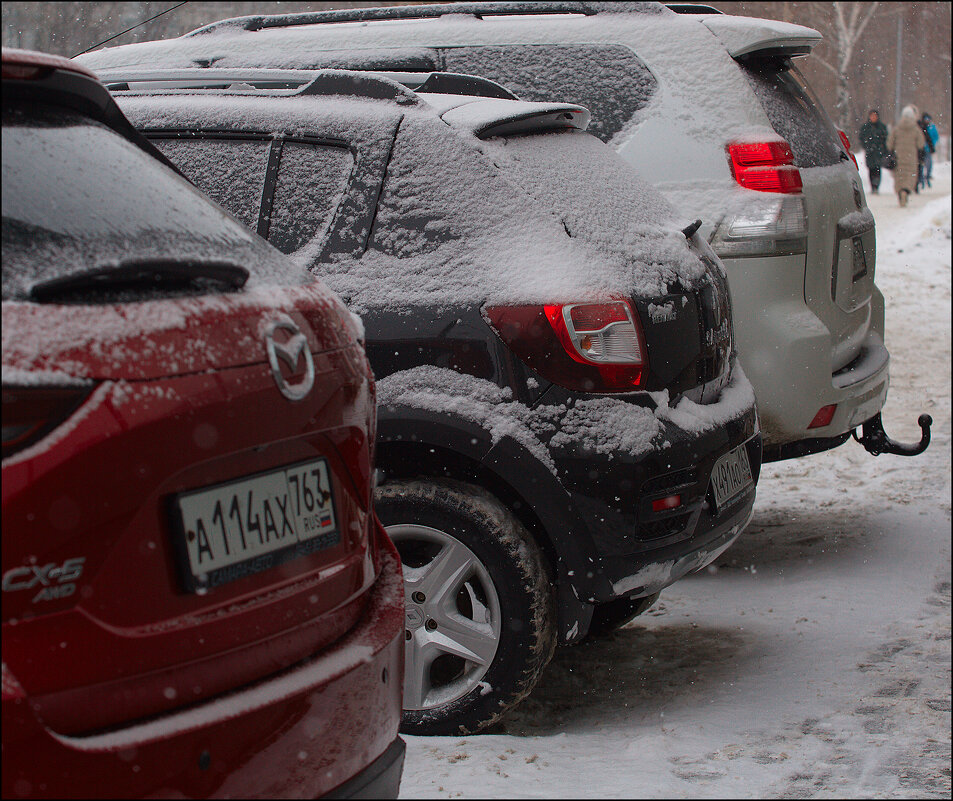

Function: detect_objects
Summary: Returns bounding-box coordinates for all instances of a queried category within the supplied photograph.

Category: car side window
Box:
[150,137,269,231]
[441,44,657,143]
[268,142,354,255]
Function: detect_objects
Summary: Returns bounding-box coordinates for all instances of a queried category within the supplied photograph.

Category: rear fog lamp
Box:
[651,494,683,513]
[808,404,837,429]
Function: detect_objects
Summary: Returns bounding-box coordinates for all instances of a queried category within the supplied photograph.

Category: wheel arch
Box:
[376,406,596,642]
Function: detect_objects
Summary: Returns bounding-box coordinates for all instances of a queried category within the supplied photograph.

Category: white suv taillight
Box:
[726,140,803,194]
[710,194,808,257]
[837,130,859,170]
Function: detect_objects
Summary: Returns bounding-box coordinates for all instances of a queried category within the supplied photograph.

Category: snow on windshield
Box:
[1,105,307,302]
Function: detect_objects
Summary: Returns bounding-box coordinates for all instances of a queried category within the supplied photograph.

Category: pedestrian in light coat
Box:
[859,109,888,194]
[886,106,925,207]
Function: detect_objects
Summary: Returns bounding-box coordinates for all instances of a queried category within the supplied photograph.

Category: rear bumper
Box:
[324,736,405,799]
[542,364,761,605]
[1,527,405,800]
[723,251,889,454]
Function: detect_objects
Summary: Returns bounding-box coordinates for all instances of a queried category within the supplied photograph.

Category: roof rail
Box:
[99,68,518,102]
[186,2,669,37]
[665,4,723,13]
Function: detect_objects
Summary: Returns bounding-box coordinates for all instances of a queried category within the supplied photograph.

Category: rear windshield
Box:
[1,104,306,301]
[442,44,657,143]
[488,129,686,252]
[738,58,843,168]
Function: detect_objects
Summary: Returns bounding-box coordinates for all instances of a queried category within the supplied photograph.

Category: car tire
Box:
[586,592,660,637]
[375,479,556,736]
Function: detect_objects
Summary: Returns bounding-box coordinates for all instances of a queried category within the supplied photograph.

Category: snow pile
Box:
[389,165,951,801]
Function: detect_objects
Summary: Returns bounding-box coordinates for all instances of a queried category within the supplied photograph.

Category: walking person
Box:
[886,105,925,207]
[859,109,888,194]
[919,112,939,188]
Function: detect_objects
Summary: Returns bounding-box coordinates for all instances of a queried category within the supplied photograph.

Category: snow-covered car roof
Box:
[75,2,819,76]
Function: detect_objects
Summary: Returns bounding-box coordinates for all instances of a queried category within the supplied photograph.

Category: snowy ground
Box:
[398,162,952,799]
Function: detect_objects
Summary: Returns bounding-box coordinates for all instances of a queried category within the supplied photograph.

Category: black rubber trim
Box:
[763,431,852,463]
[324,737,405,799]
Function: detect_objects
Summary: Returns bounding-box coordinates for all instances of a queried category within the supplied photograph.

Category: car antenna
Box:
[72,1,188,58]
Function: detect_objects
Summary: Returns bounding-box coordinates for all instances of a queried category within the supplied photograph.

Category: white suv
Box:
[77,1,932,460]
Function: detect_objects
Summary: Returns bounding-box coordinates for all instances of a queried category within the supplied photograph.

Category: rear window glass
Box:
[151,137,269,230]
[489,129,678,251]
[2,105,303,301]
[441,44,657,143]
[739,58,843,168]
[268,142,353,255]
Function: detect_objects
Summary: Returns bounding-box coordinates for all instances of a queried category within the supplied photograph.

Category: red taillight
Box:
[808,404,837,429]
[727,140,803,194]
[1,386,92,459]
[837,130,859,169]
[484,301,647,393]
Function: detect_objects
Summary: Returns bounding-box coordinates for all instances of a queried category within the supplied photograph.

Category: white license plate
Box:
[172,459,338,591]
[709,443,753,513]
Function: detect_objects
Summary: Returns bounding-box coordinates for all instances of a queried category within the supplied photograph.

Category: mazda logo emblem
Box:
[264,320,315,401]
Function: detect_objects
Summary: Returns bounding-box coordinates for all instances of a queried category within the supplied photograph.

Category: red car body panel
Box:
[2,529,404,799]
[2,48,403,798]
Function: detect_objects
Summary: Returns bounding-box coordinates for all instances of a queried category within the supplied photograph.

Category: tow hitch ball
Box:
[853,413,933,457]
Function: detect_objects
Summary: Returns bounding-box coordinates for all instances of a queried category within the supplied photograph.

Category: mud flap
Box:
[853,412,932,457]
[556,562,594,645]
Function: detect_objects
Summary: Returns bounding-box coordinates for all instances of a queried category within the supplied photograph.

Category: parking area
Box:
[398,166,952,799]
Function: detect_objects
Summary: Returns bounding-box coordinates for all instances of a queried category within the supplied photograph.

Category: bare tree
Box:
[810,2,880,129]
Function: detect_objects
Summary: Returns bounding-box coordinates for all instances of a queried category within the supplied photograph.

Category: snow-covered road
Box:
[398,163,952,799]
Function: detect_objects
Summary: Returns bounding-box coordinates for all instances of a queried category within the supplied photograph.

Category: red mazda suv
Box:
[1,49,404,799]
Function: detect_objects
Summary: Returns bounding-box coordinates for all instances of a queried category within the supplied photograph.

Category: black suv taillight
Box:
[1,386,93,459]
[484,300,647,393]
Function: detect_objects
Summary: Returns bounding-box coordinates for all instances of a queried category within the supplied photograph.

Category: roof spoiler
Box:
[441,101,590,138]
[699,16,821,59]
[185,2,671,37]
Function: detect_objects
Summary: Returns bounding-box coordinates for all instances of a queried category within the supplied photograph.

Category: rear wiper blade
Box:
[30,259,249,303]
[681,219,703,239]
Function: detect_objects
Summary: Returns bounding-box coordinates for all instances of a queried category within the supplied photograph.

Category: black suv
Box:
[99,68,761,734]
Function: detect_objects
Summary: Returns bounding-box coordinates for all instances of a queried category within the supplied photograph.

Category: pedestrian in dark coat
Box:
[859,109,888,194]
[887,105,926,207]
[918,112,938,189]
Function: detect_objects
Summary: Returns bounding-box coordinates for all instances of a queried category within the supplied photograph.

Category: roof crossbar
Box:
[186,2,669,37]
